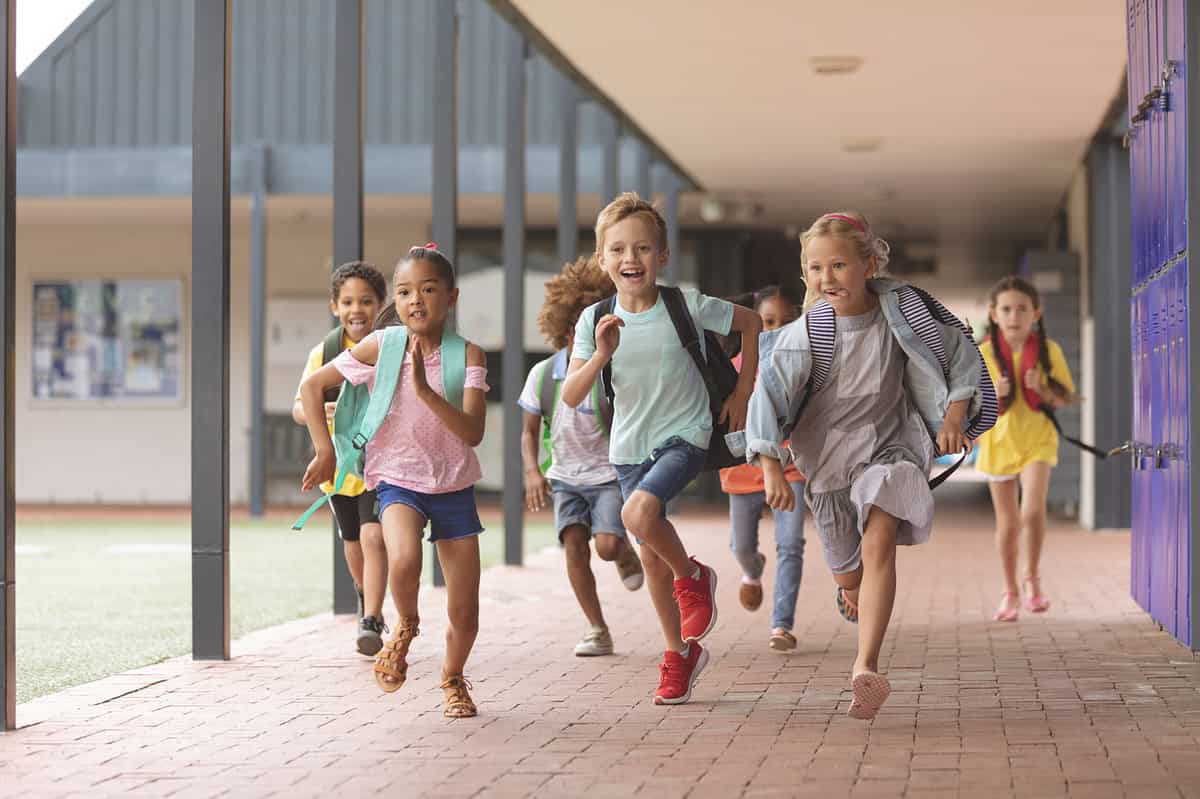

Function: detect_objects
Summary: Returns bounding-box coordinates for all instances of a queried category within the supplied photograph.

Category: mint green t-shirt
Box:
[572,287,734,465]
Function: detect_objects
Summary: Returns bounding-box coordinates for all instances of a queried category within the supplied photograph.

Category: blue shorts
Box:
[550,479,627,542]
[375,483,484,542]
[614,436,708,511]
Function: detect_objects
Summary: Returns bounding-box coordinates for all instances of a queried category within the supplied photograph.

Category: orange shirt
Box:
[720,351,804,494]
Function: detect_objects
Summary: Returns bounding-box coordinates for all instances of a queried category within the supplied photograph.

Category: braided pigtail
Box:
[990,318,1012,414]
[1037,317,1071,401]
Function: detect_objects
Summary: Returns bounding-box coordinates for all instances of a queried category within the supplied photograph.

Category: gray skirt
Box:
[805,445,934,574]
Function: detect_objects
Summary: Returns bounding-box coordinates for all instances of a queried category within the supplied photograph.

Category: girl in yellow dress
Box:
[977,277,1075,622]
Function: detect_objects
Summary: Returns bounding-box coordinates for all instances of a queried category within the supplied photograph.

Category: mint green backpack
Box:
[292,325,468,530]
[534,349,612,475]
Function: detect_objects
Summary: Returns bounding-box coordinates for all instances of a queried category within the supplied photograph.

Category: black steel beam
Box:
[248,144,269,517]
[601,110,618,204]
[502,22,526,567]
[191,0,232,661]
[557,76,578,268]
[0,0,14,730]
[331,0,364,615]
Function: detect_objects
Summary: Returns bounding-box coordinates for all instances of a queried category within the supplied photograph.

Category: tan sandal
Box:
[373,622,418,693]
[440,674,477,718]
[769,628,797,651]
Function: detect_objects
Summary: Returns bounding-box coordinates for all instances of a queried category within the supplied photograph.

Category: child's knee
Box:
[1019,510,1045,530]
[621,495,659,534]
[446,600,479,633]
[593,535,621,561]
[561,527,591,561]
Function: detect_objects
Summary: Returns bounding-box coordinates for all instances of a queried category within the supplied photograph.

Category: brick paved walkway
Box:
[4,486,1200,798]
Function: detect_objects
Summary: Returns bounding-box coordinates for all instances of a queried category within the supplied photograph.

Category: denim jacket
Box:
[730,278,998,467]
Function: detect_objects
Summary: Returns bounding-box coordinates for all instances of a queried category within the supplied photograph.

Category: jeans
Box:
[728,490,806,631]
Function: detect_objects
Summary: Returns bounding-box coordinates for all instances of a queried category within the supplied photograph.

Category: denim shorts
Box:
[614,436,708,510]
[375,482,484,542]
[550,479,626,541]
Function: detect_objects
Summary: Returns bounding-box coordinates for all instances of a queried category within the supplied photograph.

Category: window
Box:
[32,279,183,402]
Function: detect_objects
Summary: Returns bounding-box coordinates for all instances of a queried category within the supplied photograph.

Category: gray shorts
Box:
[807,456,934,575]
[550,479,627,542]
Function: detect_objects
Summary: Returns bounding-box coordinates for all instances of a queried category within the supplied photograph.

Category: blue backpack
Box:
[292,326,468,530]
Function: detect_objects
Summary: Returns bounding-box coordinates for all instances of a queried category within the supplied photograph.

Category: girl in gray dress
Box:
[744,212,995,720]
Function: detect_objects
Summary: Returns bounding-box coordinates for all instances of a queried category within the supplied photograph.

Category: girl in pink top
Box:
[299,245,488,718]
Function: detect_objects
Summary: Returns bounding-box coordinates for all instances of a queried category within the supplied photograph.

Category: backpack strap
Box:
[660,286,712,396]
[439,331,468,410]
[593,297,617,404]
[320,326,345,403]
[781,302,834,439]
[355,326,409,449]
[591,378,612,435]
[537,352,562,428]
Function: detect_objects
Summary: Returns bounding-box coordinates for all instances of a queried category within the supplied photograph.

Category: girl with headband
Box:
[743,211,997,719]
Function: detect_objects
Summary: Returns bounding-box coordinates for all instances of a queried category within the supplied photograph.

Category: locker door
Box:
[1168,0,1187,256]
[1174,265,1190,643]
[1132,291,1151,608]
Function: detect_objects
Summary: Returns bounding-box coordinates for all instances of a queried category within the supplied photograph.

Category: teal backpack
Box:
[292,325,468,529]
[534,349,613,475]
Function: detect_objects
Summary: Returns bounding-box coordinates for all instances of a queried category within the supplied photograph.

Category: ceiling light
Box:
[700,196,724,223]
[842,138,882,154]
[810,56,863,76]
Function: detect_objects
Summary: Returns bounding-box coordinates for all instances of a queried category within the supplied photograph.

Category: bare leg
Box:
[562,526,605,628]
[343,540,365,597]
[360,522,387,618]
[853,508,898,676]
[622,491,692,578]
[989,478,1021,605]
[436,535,481,678]
[1018,462,1052,581]
[381,504,425,626]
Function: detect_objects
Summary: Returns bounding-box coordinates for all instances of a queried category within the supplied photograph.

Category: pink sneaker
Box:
[992,591,1019,622]
[1024,576,1050,613]
[673,558,718,642]
[654,643,709,705]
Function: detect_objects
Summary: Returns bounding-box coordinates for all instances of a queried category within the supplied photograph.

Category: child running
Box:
[519,256,645,657]
[564,192,763,705]
[299,244,488,718]
[292,260,387,655]
[719,286,807,652]
[746,212,996,719]
[976,276,1076,622]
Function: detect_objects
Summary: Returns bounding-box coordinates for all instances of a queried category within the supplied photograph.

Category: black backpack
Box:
[593,286,741,471]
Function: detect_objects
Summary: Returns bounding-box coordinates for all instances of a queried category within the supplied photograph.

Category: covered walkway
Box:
[4,489,1198,798]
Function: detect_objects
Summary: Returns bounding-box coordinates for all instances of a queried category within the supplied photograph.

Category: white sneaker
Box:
[615,543,645,591]
[573,626,614,657]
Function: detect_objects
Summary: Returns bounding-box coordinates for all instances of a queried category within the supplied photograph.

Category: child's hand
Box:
[719,385,752,433]
[302,448,335,491]
[594,314,624,359]
[762,458,795,512]
[994,374,1011,399]
[1024,367,1044,397]
[936,403,972,456]
[524,468,552,511]
[324,401,337,423]
[410,337,432,399]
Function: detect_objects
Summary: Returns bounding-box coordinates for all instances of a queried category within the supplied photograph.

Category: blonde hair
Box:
[594,192,668,254]
[798,211,891,310]
[537,255,616,350]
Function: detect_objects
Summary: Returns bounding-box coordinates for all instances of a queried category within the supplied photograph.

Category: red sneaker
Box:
[674,558,718,642]
[654,643,709,705]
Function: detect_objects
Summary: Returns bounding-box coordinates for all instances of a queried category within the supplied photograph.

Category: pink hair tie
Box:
[821,214,867,235]
[424,242,438,250]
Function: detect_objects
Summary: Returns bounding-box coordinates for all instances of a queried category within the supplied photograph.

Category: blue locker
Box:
[1169,0,1187,256]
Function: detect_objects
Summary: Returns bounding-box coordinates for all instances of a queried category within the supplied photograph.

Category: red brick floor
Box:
[4,486,1200,798]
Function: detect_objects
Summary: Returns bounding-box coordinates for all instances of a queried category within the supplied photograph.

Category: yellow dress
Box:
[975,337,1075,477]
[295,333,368,496]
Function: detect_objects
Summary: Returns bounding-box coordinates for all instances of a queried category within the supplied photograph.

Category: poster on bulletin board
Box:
[31,279,183,402]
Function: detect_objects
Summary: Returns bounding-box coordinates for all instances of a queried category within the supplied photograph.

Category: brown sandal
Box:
[373,622,418,693]
[440,674,477,718]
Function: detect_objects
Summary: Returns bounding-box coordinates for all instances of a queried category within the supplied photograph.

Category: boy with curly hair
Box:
[518,256,645,657]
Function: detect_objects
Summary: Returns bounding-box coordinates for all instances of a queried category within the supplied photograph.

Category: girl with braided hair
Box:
[976,276,1075,622]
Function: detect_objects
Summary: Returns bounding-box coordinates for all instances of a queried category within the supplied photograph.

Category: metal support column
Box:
[634,140,652,200]
[429,0,459,589]
[557,77,578,267]
[248,144,269,518]
[331,0,364,614]
[0,0,15,731]
[601,109,619,204]
[192,0,232,660]
[502,24,526,567]
[663,171,681,284]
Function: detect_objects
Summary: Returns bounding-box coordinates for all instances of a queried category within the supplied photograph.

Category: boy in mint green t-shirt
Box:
[564,192,762,706]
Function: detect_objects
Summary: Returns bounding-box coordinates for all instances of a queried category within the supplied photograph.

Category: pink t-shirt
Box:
[332,332,489,494]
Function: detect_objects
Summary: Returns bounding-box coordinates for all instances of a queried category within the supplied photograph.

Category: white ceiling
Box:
[513,1,1128,249]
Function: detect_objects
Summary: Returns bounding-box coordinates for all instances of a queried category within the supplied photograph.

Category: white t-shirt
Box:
[518,349,618,486]
[572,286,734,465]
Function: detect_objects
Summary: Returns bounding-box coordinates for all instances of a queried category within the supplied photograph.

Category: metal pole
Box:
[191,0,232,660]
[248,144,269,518]
[502,24,526,567]
[331,0,364,615]
[0,0,15,730]
[557,77,578,267]
[634,140,651,200]
[663,171,681,286]
[1187,0,1200,647]
[429,0,458,589]
[601,108,618,204]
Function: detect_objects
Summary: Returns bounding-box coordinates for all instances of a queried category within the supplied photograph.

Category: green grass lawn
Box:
[15,517,558,704]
